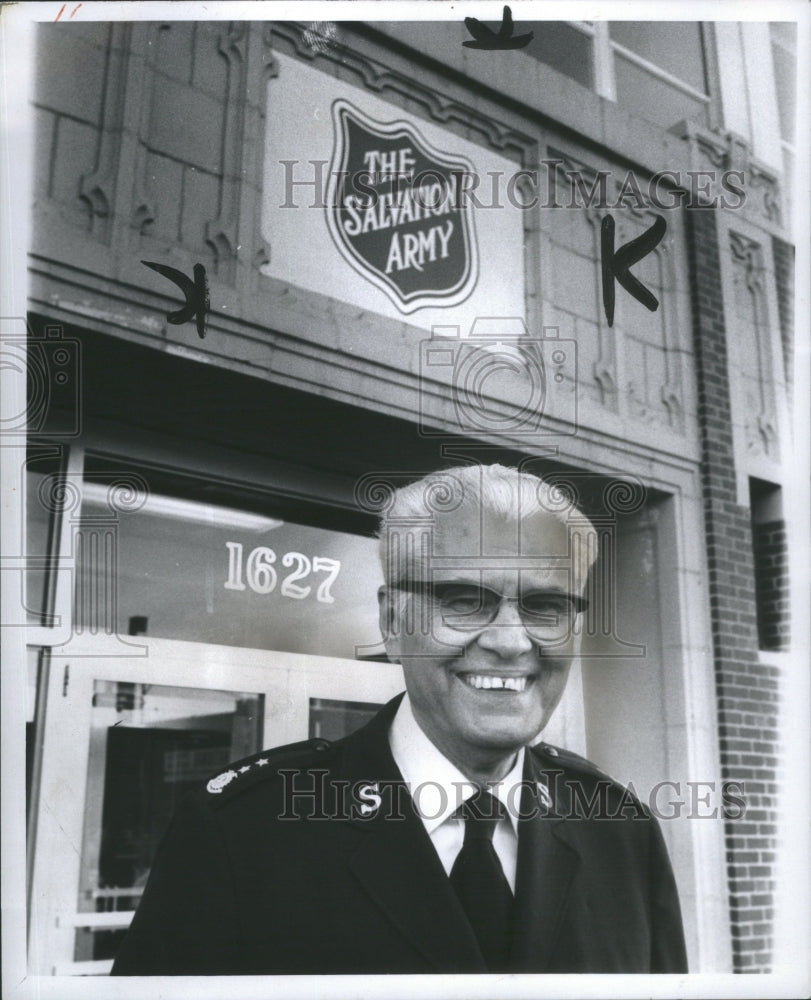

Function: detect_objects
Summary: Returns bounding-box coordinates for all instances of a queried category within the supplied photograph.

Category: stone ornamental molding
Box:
[79,23,158,246]
[269,22,534,161]
[729,231,778,459]
[203,21,249,281]
[671,120,782,227]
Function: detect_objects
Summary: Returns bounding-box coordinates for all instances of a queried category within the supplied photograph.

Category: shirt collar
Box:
[388,693,525,835]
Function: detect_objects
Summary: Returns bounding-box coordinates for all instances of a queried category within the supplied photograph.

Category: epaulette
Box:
[531,741,618,785]
[201,737,337,803]
[530,743,653,820]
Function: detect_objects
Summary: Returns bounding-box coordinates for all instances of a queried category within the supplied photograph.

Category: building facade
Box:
[20,15,798,977]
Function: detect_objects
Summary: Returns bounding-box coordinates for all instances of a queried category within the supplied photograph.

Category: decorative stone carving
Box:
[203,22,249,280]
[729,232,778,458]
[671,120,782,225]
[584,202,619,412]
[78,23,131,241]
[269,21,531,158]
[78,23,160,247]
[748,162,782,224]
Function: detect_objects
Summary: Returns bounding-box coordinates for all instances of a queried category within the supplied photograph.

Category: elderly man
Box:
[112,464,687,975]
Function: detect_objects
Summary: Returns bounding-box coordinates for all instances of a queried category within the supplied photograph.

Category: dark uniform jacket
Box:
[111,694,688,975]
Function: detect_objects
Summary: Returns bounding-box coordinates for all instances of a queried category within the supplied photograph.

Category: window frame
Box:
[567,20,718,127]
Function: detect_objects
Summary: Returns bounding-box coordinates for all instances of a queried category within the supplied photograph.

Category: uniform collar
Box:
[388,693,524,835]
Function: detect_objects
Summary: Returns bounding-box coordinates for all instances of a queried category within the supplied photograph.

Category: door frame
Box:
[27,636,405,976]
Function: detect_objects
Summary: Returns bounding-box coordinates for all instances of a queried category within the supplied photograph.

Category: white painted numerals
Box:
[223,541,246,591]
[312,556,340,604]
[247,546,277,594]
[280,552,311,599]
[225,542,341,604]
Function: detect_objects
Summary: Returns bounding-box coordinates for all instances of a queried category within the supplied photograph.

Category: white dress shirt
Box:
[388,694,524,892]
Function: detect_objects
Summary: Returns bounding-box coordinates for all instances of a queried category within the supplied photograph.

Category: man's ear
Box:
[377,585,400,662]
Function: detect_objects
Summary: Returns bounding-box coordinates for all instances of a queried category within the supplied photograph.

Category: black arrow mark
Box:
[600,215,667,328]
[142,261,210,339]
[463,5,533,50]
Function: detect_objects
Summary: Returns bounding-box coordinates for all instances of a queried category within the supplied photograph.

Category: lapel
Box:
[508,749,581,971]
[341,695,486,972]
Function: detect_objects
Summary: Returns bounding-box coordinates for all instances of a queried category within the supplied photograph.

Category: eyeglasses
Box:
[393,581,587,639]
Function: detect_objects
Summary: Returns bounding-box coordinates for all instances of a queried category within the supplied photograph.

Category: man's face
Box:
[380,505,584,770]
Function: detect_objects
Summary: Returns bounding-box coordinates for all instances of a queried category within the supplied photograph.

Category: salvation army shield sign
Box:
[326,100,479,314]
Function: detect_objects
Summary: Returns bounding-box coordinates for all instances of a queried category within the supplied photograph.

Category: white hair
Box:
[377,464,598,589]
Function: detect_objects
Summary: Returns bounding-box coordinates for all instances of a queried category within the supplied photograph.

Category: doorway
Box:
[28,638,405,975]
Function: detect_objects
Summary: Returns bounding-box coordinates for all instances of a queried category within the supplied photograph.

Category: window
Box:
[609,21,707,94]
[309,698,383,742]
[25,451,63,626]
[771,22,796,225]
[770,22,796,146]
[74,476,385,659]
[74,681,264,965]
[521,21,712,130]
[609,21,710,129]
[749,479,789,652]
[517,22,594,89]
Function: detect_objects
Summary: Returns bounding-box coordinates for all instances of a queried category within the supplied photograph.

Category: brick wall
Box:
[685,207,780,972]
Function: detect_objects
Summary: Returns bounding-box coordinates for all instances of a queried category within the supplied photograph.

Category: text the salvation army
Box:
[341,146,458,274]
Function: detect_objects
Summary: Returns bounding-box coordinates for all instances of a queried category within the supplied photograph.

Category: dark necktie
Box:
[449,788,514,971]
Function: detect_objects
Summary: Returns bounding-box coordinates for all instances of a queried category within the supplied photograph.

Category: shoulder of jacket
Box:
[530,741,617,784]
[530,742,652,815]
[200,737,339,806]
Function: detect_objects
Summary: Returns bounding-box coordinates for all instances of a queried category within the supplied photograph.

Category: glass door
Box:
[28,638,404,976]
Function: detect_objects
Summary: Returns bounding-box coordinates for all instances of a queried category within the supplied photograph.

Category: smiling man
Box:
[112,464,688,976]
[379,466,587,788]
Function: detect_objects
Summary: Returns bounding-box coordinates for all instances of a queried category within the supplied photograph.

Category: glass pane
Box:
[609,22,707,93]
[26,459,58,625]
[26,647,42,815]
[517,22,594,89]
[309,697,383,742]
[614,54,709,130]
[73,680,263,962]
[74,486,385,658]
[771,32,796,144]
